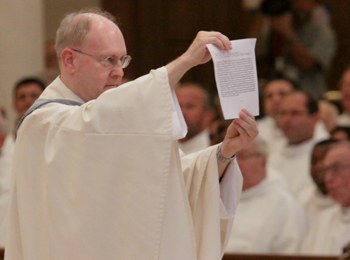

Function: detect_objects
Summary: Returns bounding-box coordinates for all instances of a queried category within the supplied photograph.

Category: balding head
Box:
[55,9,117,62]
[56,8,127,101]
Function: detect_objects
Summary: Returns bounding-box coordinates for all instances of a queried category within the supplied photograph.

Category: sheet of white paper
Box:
[207,38,259,119]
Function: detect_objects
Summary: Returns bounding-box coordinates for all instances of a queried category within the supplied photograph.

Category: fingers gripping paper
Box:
[207,38,259,119]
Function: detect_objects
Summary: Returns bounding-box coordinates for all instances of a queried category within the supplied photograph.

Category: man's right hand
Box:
[166,31,232,87]
[182,31,232,67]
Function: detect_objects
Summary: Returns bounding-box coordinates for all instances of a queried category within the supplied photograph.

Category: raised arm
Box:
[165,31,258,177]
[217,109,258,177]
[165,31,232,88]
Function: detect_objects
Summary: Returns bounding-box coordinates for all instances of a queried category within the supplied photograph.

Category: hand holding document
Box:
[207,38,259,119]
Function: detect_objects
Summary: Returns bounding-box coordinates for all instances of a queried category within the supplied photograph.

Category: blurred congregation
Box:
[1,0,350,259]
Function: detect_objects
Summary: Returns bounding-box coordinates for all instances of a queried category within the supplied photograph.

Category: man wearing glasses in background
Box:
[301,141,350,256]
[5,8,258,260]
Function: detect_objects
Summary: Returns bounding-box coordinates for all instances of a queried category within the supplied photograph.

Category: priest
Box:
[5,9,258,260]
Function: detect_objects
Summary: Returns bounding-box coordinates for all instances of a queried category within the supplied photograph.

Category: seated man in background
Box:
[300,139,337,223]
[225,137,306,254]
[258,77,329,157]
[12,77,46,126]
[3,76,45,190]
[257,77,294,154]
[176,81,215,154]
[0,77,45,247]
[268,90,328,202]
[301,141,350,255]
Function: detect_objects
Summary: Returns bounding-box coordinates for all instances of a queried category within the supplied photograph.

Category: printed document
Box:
[207,38,259,119]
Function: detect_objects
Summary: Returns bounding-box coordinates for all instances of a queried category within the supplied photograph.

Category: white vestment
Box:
[257,117,328,158]
[299,185,337,224]
[225,170,307,254]
[301,204,350,255]
[0,134,14,246]
[178,129,211,154]
[257,116,286,155]
[5,67,242,260]
[268,139,317,202]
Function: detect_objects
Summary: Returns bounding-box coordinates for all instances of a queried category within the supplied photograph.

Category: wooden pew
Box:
[0,249,341,260]
[223,253,338,260]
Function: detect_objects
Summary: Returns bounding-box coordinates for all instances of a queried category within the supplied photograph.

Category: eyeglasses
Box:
[320,162,350,177]
[71,48,132,69]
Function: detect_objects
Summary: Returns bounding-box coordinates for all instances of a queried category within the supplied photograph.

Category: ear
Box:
[60,48,76,73]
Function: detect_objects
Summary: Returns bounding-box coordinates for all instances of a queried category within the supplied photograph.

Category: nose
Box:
[109,66,124,79]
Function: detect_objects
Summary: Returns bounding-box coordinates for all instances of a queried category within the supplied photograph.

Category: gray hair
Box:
[55,8,116,61]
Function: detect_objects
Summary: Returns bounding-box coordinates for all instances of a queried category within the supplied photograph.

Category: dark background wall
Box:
[102,0,350,94]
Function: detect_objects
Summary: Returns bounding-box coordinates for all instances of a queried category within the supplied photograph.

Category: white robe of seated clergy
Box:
[225,169,307,254]
[299,185,337,225]
[257,116,286,156]
[5,67,242,260]
[268,139,316,202]
[301,204,350,255]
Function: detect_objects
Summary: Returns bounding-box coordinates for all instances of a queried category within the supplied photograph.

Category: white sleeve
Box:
[170,89,187,140]
[219,159,243,219]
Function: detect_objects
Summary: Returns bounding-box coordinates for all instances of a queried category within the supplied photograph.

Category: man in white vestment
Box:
[258,78,328,158]
[268,90,327,202]
[176,82,215,154]
[257,78,294,155]
[225,137,306,254]
[0,78,45,246]
[5,9,258,260]
[301,141,350,255]
[300,139,337,221]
